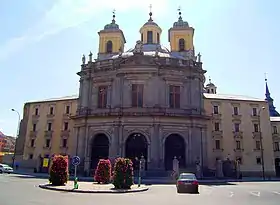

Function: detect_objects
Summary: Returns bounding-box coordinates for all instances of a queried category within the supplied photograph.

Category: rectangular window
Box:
[66,105,70,114]
[256,157,261,164]
[274,142,280,151]
[147,31,153,44]
[214,123,220,131]
[273,126,278,134]
[233,107,238,115]
[49,107,54,115]
[47,123,52,131]
[132,84,144,107]
[234,123,240,132]
[35,108,39,116]
[236,140,241,150]
[64,122,69,131]
[213,106,219,114]
[31,139,35,147]
[252,108,257,116]
[254,124,259,132]
[62,139,67,148]
[256,140,261,150]
[32,123,36,132]
[98,86,108,108]
[157,33,160,44]
[169,85,180,108]
[46,139,50,148]
[215,140,221,149]
[141,33,143,42]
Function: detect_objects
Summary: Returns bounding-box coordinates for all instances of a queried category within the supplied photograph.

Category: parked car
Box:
[176,173,199,193]
[0,164,14,174]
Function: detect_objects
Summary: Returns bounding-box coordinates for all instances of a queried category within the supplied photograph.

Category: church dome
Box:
[172,10,190,29]
[173,16,189,28]
[104,21,119,30]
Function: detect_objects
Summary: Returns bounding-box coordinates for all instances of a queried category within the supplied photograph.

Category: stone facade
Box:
[73,49,209,173]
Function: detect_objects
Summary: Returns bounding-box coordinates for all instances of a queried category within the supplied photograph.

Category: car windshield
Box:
[179,174,196,180]
[3,165,11,168]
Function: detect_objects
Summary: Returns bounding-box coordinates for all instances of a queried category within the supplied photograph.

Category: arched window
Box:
[106,41,113,53]
[141,33,144,42]
[147,31,153,44]
[179,38,185,51]
[157,33,160,44]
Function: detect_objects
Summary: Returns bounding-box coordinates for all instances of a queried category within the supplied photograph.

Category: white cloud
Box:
[0,0,169,62]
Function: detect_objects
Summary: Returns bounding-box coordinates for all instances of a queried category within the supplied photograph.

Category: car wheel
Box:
[0,170,3,174]
[177,189,182,193]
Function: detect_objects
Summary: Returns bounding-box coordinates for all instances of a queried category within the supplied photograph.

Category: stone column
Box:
[187,129,192,164]
[109,126,120,158]
[150,124,160,169]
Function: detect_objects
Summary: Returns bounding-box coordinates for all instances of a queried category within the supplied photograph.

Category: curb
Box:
[38,184,149,194]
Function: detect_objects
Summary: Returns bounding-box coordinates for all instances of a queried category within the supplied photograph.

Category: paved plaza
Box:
[0,174,280,205]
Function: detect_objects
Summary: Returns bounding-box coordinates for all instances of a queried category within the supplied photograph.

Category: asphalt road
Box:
[0,174,280,205]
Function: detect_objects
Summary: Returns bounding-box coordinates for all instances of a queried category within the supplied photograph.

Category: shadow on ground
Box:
[202,182,237,186]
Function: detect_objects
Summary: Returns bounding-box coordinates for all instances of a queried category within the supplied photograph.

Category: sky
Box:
[0,0,280,136]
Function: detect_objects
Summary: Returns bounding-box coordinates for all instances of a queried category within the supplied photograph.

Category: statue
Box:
[197,52,202,62]
[89,51,92,62]
[140,155,146,177]
[155,45,160,57]
[82,54,86,65]
[134,40,143,54]
[172,156,179,179]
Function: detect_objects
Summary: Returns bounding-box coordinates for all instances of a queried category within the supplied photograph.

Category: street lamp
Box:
[11,108,21,169]
[258,106,266,180]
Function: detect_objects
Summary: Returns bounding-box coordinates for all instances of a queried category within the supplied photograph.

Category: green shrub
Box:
[94,159,112,184]
[113,158,134,189]
[49,155,69,186]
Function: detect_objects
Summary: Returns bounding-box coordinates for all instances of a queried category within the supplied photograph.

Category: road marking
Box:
[273,191,280,195]
[250,191,260,197]
[229,191,234,197]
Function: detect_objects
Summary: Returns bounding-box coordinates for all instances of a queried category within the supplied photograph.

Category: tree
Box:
[49,155,69,186]
[113,158,134,189]
[94,159,112,184]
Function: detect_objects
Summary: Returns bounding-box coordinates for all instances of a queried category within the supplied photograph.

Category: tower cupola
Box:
[139,5,162,44]
[205,77,217,94]
[265,76,280,116]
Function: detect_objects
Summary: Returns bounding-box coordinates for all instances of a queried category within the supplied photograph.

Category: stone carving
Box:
[82,54,86,64]
[133,40,143,54]
[89,51,93,62]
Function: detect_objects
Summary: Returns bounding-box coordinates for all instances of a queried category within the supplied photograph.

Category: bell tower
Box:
[168,8,194,57]
[205,77,217,94]
[139,5,162,44]
[97,10,126,60]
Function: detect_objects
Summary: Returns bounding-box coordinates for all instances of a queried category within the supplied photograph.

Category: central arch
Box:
[164,134,186,170]
[90,133,109,170]
[125,133,148,170]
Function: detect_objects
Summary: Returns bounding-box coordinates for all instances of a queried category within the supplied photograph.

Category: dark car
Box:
[176,173,199,193]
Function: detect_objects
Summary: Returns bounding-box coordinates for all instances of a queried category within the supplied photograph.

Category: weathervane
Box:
[264,72,268,81]
[112,9,116,22]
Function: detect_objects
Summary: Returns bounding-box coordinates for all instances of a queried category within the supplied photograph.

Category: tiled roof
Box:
[204,93,265,102]
[26,95,78,104]
[270,117,280,122]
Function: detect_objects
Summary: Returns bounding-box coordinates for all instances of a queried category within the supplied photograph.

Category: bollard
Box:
[74,177,79,189]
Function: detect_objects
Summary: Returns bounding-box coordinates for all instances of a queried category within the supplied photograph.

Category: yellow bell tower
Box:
[168,8,194,53]
[97,11,126,60]
[139,6,162,44]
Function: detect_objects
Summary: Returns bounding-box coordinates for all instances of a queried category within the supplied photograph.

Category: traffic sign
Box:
[72,156,80,166]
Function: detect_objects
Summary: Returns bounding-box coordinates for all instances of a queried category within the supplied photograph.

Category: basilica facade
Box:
[74,11,209,173]
[18,11,279,177]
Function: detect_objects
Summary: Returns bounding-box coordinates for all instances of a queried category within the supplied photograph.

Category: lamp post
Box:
[258,106,266,180]
[11,108,21,169]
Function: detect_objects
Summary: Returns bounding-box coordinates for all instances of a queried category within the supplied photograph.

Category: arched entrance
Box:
[91,133,109,169]
[164,134,186,170]
[125,133,148,170]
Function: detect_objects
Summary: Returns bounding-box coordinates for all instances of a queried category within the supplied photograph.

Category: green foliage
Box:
[113,158,134,189]
[94,159,112,184]
[49,155,69,186]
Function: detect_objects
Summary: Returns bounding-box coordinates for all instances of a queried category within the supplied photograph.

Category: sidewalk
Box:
[12,170,280,184]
